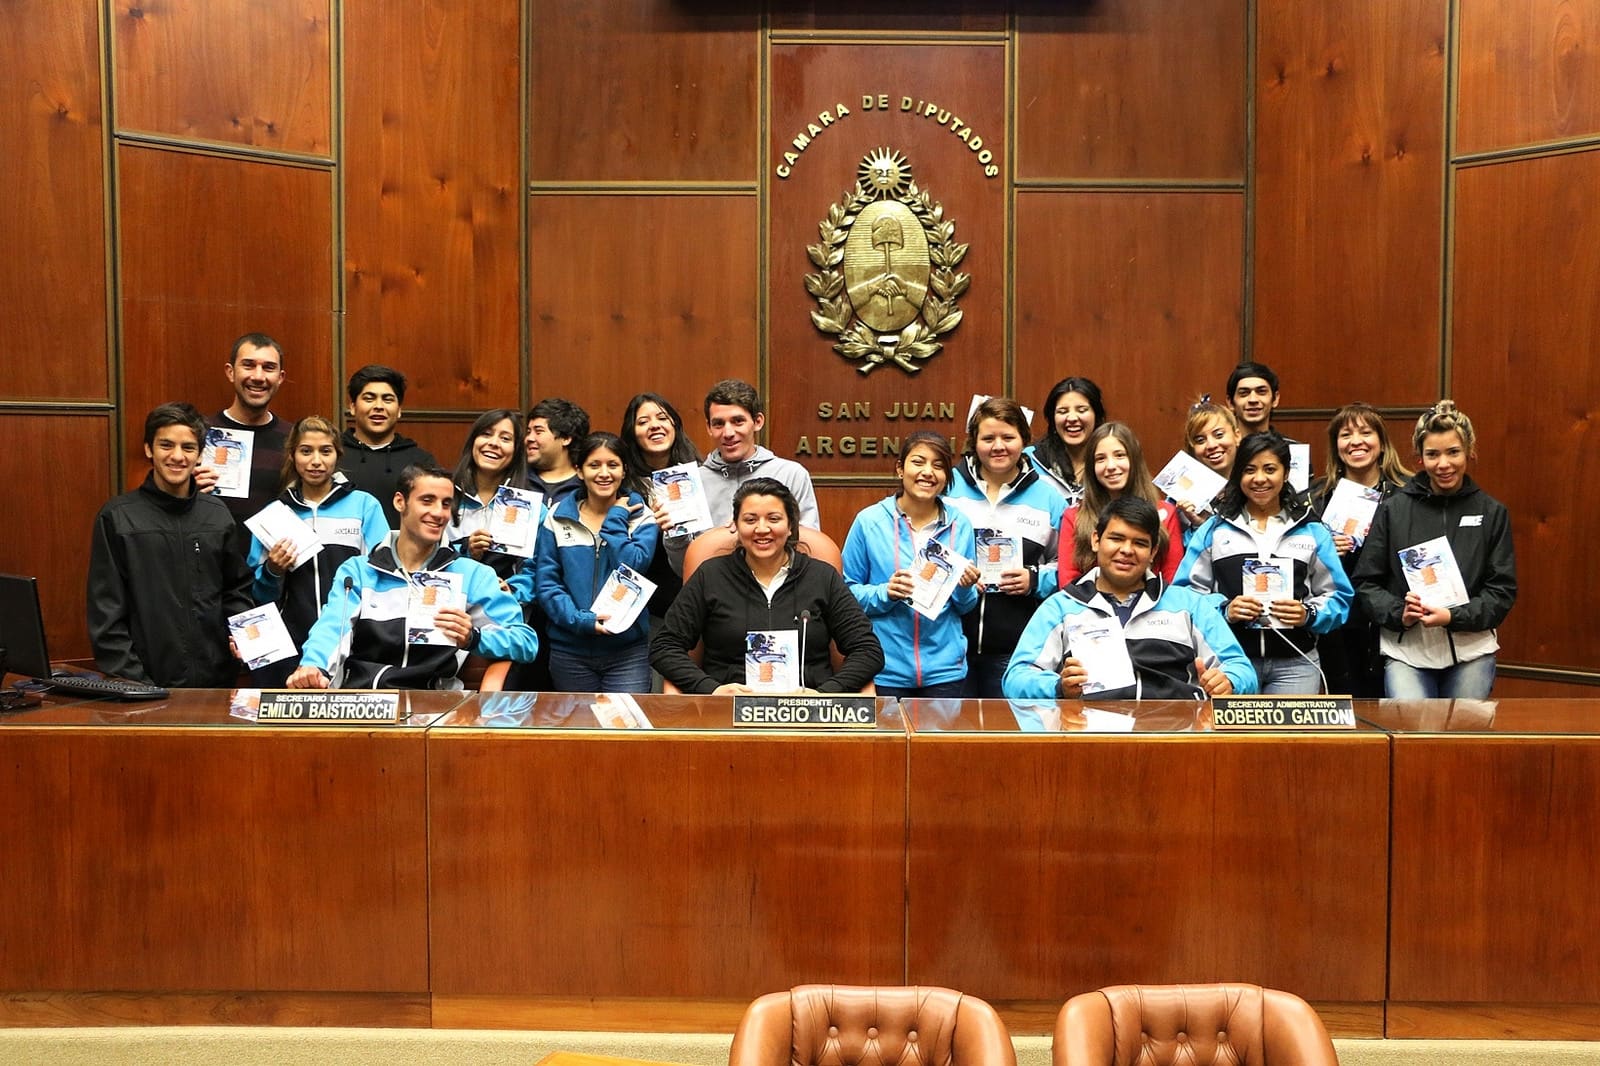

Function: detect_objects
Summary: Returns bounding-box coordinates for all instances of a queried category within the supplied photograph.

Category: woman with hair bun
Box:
[1354,401,1516,699]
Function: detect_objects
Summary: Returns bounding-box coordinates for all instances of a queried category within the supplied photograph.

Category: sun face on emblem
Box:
[857,147,912,200]
[806,149,968,375]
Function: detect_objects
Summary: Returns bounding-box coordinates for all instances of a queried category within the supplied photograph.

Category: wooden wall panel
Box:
[1495,677,1600,699]
[768,44,1007,478]
[0,415,111,661]
[1253,0,1447,409]
[118,146,334,485]
[1457,0,1600,154]
[816,484,893,546]
[1016,0,1247,180]
[528,194,757,434]
[344,0,522,413]
[528,1,758,183]
[1452,151,1600,672]
[112,0,331,155]
[1013,191,1244,463]
[0,0,107,400]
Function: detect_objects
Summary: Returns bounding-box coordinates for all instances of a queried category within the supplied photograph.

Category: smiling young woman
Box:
[448,409,530,582]
[1058,422,1183,588]
[1174,432,1353,695]
[1354,402,1517,699]
[530,432,660,694]
[842,431,981,698]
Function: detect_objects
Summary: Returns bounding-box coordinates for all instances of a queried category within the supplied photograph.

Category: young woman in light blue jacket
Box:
[843,431,981,699]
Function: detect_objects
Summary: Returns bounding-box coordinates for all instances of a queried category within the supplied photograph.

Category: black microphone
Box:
[331,575,356,688]
[798,610,812,690]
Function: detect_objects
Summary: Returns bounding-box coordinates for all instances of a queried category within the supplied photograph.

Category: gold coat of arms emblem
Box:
[807,148,968,374]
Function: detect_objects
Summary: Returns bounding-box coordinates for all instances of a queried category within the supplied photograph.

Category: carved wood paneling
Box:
[1014,191,1245,463]
[1017,0,1247,180]
[117,146,334,486]
[1253,0,1447,408]
[529,0,758,183]
[344,0,522,412]
[0,0,107,400]
[1457,0,1600,154]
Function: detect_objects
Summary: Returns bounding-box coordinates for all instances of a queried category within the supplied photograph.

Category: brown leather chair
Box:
[1054,984,1337,1066]
[731,985,1016,1066]
[664,526,874,695]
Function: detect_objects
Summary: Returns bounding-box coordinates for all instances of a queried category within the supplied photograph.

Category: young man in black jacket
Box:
[338,364,435,528]
[87,403,254,687]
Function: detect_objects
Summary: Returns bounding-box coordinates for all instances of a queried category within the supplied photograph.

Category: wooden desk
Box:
[1368,698,1600,1039]
[425,693,909,1030]
[902,699,1391,1037]
[0,688,462,1027]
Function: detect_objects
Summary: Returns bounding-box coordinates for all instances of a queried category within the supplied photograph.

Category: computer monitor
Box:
[0,574,52,680]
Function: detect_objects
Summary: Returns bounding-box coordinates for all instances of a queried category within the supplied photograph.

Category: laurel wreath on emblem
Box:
[806,149,969,374]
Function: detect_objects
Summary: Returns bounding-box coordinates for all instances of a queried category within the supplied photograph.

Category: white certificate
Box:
[591,563,657,634]
[487,485,542,556]
[745,630,800,693]
[228,604,298,670]
[1242,557,1292,628]
[911,538,969,620]
[591,692,654,730]
[1399,536,1470,610]
[245,500,321,570]
[1288,442,1312,493]
[1066,616,1137,694]
[1153,451,1228,512]
[203,425,255,499]
[406,571,466,645]
[651,463,715,537]
[1321,478,1384,545]
[973,527,1020,592]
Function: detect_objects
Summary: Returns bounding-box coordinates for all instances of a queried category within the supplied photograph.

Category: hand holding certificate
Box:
[745,630,800,693]
[203,426,254,499]
[651,463,714,537]
[1152,452,1227,513]
[1065,616,1137,694]
[973,527,1021,592]
[1399,536,1469,610]
[590,563,656,634]
[1240,557,1292,628]
[910,538,970,620]
[228,604,297,670]
[406,572,466,645]
[484,485,543,558]
[1321,478,1384,546]
[245,501,321,570]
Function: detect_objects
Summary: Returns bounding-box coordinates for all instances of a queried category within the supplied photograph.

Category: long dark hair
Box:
[451,410,527,526]
[1217,432,1296,518]
[1033,376,1105,486]
[895,430,955,498]
[619,392,698,496]
[1071,422,1166,573]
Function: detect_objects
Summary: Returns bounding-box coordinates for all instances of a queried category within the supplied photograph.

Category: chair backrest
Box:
[682,526,843,584]
[1053,984,1337,1066]
[731,985,1016,1066]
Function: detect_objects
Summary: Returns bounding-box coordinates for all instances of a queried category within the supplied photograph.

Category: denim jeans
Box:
[1251,649,1326,695]
[548,642,652,694]
[962,652,1010,699]
[1383,655,1497,699]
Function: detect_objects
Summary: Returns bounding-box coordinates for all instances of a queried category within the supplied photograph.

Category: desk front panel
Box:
[428,694,908,997]
[1389,731,1600,1003]
[0,693,436,994]
[906,703,1389,1002]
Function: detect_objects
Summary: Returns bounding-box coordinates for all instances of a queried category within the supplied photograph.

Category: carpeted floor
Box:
[2,1029,1600,1065]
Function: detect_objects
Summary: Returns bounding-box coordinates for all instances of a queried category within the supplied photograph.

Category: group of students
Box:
[85,336,1516,703]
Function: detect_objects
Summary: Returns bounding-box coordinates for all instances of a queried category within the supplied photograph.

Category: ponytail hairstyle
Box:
[1412,399,1476,456]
